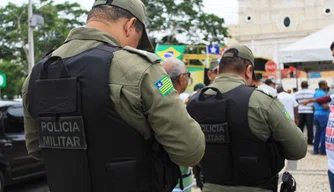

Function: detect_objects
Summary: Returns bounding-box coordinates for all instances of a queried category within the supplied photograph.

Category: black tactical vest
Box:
[187,85,285,191]
[27,43,180,192]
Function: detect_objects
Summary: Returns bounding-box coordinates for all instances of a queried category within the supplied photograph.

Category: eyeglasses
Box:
[178,72,191,78]
[210,69,218,74]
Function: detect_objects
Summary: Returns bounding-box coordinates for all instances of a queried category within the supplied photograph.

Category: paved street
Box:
[283,145,329,192]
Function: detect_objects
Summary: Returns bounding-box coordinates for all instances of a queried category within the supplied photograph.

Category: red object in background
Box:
[220,46,228,55]
[265,61,277,73]
[281,67,301,78]
[262,73,277,81]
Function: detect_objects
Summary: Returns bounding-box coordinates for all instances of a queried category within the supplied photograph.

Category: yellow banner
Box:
[187,66,205,92]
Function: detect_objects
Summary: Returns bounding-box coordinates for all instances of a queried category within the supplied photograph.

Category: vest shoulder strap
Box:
[255,87,277,98]
[123,46,160,64]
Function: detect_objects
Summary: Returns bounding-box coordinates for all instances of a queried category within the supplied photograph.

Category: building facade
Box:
[227,0,334,90]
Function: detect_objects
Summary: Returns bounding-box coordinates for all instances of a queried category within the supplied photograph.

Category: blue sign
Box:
[207,46,220,55]
[308,72,322,78]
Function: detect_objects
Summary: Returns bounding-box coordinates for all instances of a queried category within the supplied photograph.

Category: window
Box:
[324,8,332,16]
[3,106,24,134]
[283,17,291,27]
[245,15,253,23]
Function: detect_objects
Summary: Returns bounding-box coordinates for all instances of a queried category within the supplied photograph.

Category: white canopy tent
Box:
[279,24,334,72]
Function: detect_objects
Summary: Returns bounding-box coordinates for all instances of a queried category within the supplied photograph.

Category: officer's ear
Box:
[124,17,137,37]
[245,65,253,80]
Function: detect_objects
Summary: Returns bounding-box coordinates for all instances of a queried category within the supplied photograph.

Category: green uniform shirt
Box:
[202,74,307,192]
[22,27,205,167]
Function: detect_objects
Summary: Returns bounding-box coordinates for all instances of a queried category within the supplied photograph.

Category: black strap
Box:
[198,87,223,101]
[39,56,70,79]
[178,169,184,190]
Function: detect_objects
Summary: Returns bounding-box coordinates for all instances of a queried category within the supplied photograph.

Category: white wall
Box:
[281,77,334,91]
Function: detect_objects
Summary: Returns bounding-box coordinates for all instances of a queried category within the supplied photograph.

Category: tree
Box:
[0,61,25,100]
[143,0,229,45]
[0,1,88,73]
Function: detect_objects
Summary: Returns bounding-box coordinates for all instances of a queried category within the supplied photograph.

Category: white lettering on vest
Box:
[40,121,81,133]
[73,137,80,147]
[41,136,82,148]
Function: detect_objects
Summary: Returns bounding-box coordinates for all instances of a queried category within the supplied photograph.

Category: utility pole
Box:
[28,0,34,74]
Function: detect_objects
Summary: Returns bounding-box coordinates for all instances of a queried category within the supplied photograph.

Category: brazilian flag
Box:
[155,45,186,61]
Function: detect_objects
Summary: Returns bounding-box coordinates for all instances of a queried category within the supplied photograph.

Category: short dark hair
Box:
[277,86,284,93]
[330,41,334,51]
[301,81,308,88]
[87,5,143,33]
[265,79,274,85]
[319,80,327,88]
[219,49,253,74]
[253,74,262,82]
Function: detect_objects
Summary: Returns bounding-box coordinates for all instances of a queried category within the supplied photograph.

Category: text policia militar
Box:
[38,117,87,149]
[200,123,230,144]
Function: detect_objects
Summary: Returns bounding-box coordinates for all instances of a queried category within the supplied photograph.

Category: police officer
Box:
[207,58,219,83]
[22,1,205,192]
[187,45,307,192]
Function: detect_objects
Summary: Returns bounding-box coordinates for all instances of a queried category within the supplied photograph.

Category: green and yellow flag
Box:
[155,45,186,61]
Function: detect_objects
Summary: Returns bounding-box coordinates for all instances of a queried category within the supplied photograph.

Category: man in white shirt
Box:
[277,86,298,125]
[293,81,315,145]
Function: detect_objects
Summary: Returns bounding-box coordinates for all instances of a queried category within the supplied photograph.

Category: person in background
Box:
[252,74,277,94]
[328,83,334,95]
[293,88,298,93]
[184,83,206,105]
[277,86,298,125]
[265,79,276,90]
[287,89,292,94]
[313,80,330,155]
[207,58,219,83]
[163,58,191,103]
[162,58,194,192]
[294,81,315,145]
[302,41,334,192]
[193,83,206,92]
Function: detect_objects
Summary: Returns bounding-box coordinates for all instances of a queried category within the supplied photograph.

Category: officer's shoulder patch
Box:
[255,88,277,98]
[123,46,160,64]
[283,109,291,120]
[155,75,174,96]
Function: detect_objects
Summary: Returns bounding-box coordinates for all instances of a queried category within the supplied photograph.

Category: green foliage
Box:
[143,0,228,45]
[0,1,88,73]
[0,61,25,99]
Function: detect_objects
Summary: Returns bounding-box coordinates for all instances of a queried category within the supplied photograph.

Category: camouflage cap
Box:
[93,0,153,50]
[222,44,254,66]
[209,58,219,71]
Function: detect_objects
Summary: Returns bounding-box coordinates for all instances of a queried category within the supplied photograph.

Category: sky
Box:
[0,0,239,24]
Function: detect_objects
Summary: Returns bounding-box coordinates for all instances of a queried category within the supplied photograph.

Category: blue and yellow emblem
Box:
[155,75,174,96]
[283,109,291,120]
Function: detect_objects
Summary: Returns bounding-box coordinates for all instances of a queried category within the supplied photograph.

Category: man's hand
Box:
[301,99,315,105]
[294,118,299,126]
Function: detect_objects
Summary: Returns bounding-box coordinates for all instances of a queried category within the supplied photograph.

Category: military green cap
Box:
[222,44,254,66]
[93,0,153,50]
[209,58,219,71]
